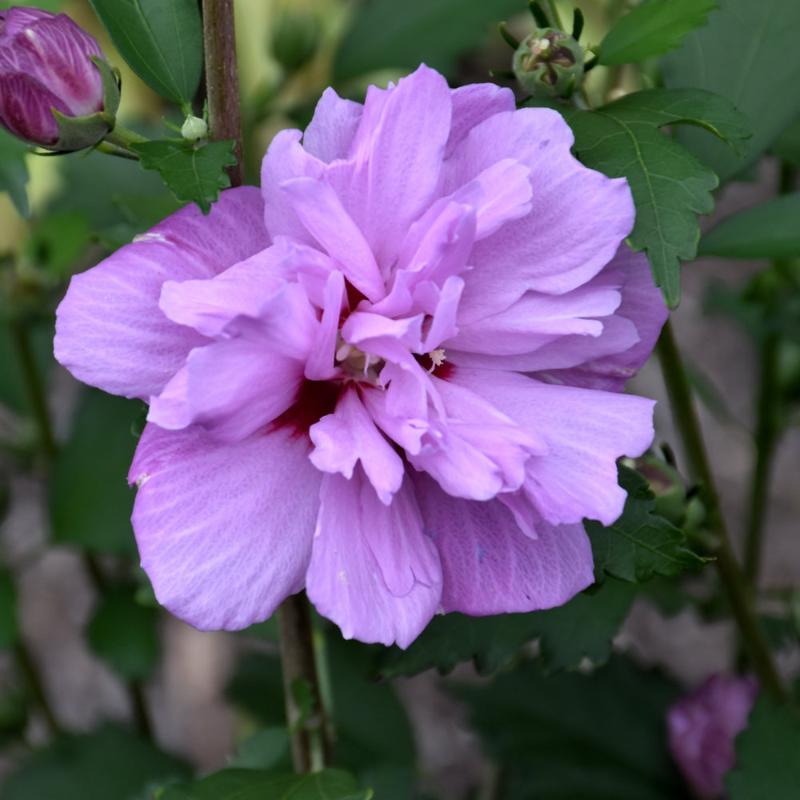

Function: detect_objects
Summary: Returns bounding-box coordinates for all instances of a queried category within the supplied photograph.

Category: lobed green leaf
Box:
[586,466,707,584]
[375,577,636,679]
[131,139,237,214]
[560,88,750,305]
[662,0,800,182]
[598,0,717,66]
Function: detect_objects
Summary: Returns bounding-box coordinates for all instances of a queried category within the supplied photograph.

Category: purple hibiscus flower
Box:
[667,674,758,799]
[0,6,104,146]
[54,65,667,647]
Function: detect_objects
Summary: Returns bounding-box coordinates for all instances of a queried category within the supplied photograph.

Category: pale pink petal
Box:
[304,270,345,381]
[449,315,639,372]
[448,284,621,355]
[414,474,594,614]
[408,377,545,502]
[159,247,287,338]
[302,87,362,162]
[452,368,655,525]
[280,176,384,301]
[542,247,668,391]
[446,82,515,158]
[326,65,453,270]
[260,129,323,243]
[54,187,267,400]
[309,386,404,504]
[148,336,304,443]
[306,470,442,648]
[129,424,320,630]
[445,108,634,322]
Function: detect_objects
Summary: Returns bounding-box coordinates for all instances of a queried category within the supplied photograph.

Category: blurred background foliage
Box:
[0,0,799,798]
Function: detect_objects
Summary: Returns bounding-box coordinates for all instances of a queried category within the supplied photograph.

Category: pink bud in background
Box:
[0,6,104,146]
[667,674,758,799]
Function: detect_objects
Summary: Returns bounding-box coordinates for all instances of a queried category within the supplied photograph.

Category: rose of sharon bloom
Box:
[0,6,104,146]
[55,65,667,647]
[667,674,758,799]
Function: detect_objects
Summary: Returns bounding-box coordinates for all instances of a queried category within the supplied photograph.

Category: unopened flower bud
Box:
[513,28,584,98]
[181,114,208,142]
[0,7,116,150]
[271,8,320,73]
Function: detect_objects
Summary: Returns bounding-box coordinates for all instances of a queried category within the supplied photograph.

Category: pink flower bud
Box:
[0,6,104,146]
[667,674,758,799]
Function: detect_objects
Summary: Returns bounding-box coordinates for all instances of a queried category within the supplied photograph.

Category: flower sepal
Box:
[49,58,120,153]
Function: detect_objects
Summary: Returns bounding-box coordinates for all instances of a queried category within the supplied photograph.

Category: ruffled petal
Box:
[451,368,655,525]
[414,474,594,614]
[326,64,453,270]
[306,470,442,648]
[446,82,515,158]
[129,424,320,630]
[540,247,668,391]
[309,386,404,504]
[302,87,362,162]
[54,187,267,400]
[280,176,384,301]
[445,107,634,321]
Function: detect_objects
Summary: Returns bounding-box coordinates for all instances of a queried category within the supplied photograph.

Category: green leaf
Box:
[131,140,236,213]
[50,390,143,555]
[0,320,52,416]
[158,769,371,800]
[326,636,415,771]
[375,577,636,679]
[87,588,160,681]
[772,118,800,167]
[662,0,800,182]
[726,696,800,799]
[21,211,91,279]
[89,0,202,104]
[699,193,800,259]
[0,568,19,650]
[560,88,750,306]
[225,653,286,726]
[334,0,531,82]
[227,729,291,771]
[1,726,189,800]
[455,656,689,800]
[0,128,29,217]
[598,0,717,66]
[586,467,707,583]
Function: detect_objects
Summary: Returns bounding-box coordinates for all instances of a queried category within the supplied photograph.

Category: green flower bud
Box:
[513,28,584,98]
[181,114,208,142]
[271,8,320,73]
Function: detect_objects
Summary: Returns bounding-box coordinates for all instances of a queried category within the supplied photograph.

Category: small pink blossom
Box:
[0,6,104,146]
[667,674,758,799]
[54,65,667,647]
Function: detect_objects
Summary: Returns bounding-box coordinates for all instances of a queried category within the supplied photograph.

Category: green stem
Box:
[277,594,332,772]
[743,330,779,590]
[657,320,787,700]
[95,141,139,161]
[103,123,148,153]
[9,319,56,459]
[201,0,244,185]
